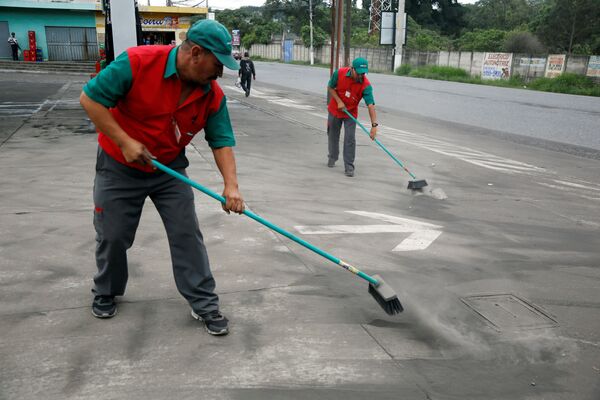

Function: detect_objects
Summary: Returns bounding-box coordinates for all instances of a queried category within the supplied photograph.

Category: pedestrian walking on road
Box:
[79,19,244,336]
[7,32,20,61]
[327,57,378,177]
[238,51,255,97]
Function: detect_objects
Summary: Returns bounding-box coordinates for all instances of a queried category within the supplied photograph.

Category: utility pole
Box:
[309,0,314,65]
[344,0,351,66]
[393,0,405,71]
[335,0,343,70]
[329,0,336,76]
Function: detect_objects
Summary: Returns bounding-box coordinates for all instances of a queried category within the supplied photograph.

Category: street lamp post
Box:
[309,0,314,65]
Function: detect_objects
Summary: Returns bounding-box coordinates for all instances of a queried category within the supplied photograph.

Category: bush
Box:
[454,29,507,51]
[503,31,545,53]
[409,66,470,80]
[527,73,600,96]
[395,64,412,76]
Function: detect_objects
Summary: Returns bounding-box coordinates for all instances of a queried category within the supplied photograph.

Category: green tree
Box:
[300,25,328,48]
[406,16,452,50]
[463,0,534,31]
[454,29,507,51]
[532,0,600,54]
[503,31,545,53]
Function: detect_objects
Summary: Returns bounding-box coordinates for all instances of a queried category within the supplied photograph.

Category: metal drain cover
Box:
[462,294,557,330]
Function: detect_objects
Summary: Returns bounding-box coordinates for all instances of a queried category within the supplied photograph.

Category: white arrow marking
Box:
[295,211,443,251]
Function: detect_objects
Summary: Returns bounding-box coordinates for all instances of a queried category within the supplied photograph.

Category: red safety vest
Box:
[98,45,226,172]
[327,67,370,119]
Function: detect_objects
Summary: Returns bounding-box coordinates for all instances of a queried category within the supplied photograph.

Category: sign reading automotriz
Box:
[482,52,513,80]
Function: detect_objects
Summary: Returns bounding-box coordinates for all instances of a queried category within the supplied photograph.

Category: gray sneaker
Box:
[345,170,354,177]
[191,309,229,336]
[327,159,335,168]
[92,295,117,318]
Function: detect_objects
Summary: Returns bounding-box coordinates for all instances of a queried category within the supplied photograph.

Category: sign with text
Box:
[231,29,241,46]
[481,52,513,80]
[586,55,600,78]
[545,54,566,78]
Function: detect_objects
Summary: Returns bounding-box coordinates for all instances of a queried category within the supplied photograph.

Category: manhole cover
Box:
[461,294,557,330]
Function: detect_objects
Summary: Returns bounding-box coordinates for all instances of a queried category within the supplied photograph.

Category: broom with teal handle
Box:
[343,109,428,190]
[152,159,403,315]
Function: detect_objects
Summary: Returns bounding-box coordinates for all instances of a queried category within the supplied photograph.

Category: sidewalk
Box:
[0,78,425,399]
[1,71,599,400]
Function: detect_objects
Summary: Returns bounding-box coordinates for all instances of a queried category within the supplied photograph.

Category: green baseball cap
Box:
[352,57,369,74]
[186,19,239,70]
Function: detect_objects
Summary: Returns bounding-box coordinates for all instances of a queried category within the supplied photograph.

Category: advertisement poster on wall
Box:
[231,29,240,46]
[586,55,600,78]
[545,54,566,78]
[481,53,512,80]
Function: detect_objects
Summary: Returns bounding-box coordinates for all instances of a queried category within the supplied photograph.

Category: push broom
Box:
[343,109,428,190]
[152,159,403,316]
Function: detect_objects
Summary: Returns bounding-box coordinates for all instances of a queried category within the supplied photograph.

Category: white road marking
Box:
[225,86,315,110]
[295,211,443,252]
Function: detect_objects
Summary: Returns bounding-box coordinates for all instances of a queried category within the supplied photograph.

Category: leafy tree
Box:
[503,31,545,54]
[463,0,534,31]
[406,16,452,50]
[454,29,507,51]
[532,0,600,54]
[301,25,328,47]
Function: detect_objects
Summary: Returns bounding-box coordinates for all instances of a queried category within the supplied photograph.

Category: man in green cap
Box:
[79,19,242,336]
[327,57,378,177]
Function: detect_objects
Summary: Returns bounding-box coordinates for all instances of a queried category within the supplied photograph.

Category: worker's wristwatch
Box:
[371,123,379,127]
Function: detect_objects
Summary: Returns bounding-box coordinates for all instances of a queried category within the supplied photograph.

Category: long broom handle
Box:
[343,109,418,180]
[151,160,380,286]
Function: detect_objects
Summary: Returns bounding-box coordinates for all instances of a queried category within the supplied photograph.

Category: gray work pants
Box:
[327,113,356,173]
[92,147,218,314]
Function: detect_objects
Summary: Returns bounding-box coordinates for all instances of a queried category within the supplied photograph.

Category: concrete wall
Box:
[404,49,599,82]
[246,43,394,72]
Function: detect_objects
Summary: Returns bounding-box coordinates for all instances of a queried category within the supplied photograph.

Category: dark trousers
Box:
[92,147,219,314]
[240,73,252,94]
[327,113,357,173]
[10,45,18,61]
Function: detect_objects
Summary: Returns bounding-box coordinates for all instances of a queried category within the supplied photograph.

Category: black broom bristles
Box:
[407,179,428,190]
[368,274,404,315]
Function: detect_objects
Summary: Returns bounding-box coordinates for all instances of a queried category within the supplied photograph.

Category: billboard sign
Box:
[586,55,600,78]
[231,29,240,46]
[545,54,566,78]
[481,52,512,80]
[380,11,395,45]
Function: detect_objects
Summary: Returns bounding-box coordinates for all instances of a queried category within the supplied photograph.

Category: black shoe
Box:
[327,159,335,168]
[245,89,250,97]
[345,170,354,177]
[191,309,229,336]
[92,295,117,318]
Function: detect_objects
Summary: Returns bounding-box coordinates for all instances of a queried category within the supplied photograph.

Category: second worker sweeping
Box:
[327,57,378,177]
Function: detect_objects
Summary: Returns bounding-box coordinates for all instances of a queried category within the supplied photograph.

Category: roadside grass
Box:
[395,65,600,97]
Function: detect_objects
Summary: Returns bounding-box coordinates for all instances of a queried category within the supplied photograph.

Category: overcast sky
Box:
[149,0,478,10]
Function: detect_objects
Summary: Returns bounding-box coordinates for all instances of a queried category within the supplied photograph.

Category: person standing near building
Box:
[238,51,255,97]
[327,57,378,177]
[79,20,244,336]
[7,32,20,61]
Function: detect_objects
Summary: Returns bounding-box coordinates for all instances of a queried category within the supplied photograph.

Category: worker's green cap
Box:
[186,19,239,70]
[352,57,369,74]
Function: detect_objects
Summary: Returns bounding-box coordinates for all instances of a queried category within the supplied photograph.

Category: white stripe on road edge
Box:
[295,211,443,252]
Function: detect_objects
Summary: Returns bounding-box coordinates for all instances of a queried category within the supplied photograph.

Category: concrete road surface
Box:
[0,70,599,399]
